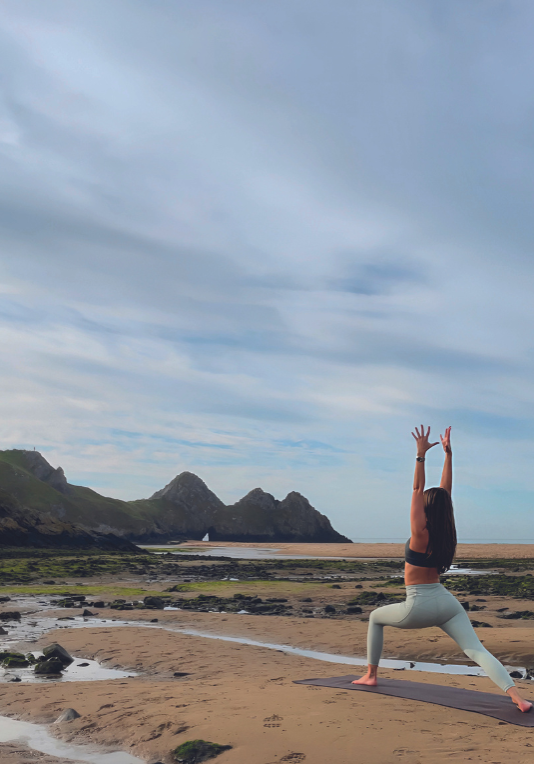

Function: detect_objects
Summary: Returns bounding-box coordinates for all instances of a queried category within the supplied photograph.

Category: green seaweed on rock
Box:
[173,739,232,763]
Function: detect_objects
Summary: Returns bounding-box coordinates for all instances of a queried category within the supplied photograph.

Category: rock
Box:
[55,708,81,723]
[460,602,470,611]
[346,606,362,614]
[150,618,159,622]
[0,651,29,668]
[0,611,21,621]
[0,596,11,603]
[8,676,21,682]
[43,643,74,666]
[35,658,64,675]
[82,609,95,616]
[42,580,56,585]
[331,584,341,589]
[509,670,524,679]
[174,671,190,677]
[77,663,89,667]
[0,627,7,634]
[354,584,363,589]
[299,598,313,602]
[92,601,105,608]
[144,596,165,609]
[324,605,336,614]
[173,739,232,763]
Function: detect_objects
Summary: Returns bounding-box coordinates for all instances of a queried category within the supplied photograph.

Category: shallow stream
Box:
[0,715,144,763]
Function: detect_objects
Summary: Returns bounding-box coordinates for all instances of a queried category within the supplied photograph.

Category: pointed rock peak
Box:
[232,488,278,510]
[18,450,71,495]
[150,472,225,509]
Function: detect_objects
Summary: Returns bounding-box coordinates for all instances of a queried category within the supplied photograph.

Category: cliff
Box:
[0,449,351,544]
[0,489,142,552]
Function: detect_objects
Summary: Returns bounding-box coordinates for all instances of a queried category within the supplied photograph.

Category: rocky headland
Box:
[0,449,351,545]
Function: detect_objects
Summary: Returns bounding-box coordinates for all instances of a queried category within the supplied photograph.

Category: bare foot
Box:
[512,697,532,713]
[507,688,532,713]
[352,674,377,686]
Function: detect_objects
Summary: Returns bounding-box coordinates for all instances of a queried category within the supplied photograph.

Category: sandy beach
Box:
[1,543,533,764]
[179,541,534,560]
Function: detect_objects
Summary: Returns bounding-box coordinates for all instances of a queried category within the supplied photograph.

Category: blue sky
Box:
[1,1,534,540]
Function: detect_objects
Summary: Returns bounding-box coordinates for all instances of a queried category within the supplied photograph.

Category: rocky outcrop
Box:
[208,488,351,543]
[0,489,143,552]
[150,472,226,528]
[18,450,71,495]
[0,449,351,544]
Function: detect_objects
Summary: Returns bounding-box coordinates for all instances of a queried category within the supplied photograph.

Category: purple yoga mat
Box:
[294,675,534,727]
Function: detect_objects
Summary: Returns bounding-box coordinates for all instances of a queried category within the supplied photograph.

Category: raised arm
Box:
[410,425,438,537]
[439,426,452,494]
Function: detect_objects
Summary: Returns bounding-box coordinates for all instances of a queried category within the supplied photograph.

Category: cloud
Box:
[0,1,534,539]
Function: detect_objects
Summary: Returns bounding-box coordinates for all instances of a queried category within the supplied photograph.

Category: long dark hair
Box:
[423,487,457,574]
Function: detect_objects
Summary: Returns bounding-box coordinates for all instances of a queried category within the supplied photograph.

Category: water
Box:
[0,715,143,763]
[0,653,135,683]
[6,610,527,681]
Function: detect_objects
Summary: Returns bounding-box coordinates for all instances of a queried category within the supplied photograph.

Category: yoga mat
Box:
[294,675,534,727]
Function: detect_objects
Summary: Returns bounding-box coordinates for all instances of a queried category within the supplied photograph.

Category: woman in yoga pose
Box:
[352,425,532,713]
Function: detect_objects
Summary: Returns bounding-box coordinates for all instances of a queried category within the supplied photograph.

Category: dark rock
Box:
[509,670,524,679]
[173,739,232,763]
[324,605,336,614]
[0,651,29,668]
[0,596,11,602]
[299,598,313,602]
[460,602,470,611]
[55,708,81,723]
[0,627,7,634]
[143,596,165,609]
[42,580,56,585]
[331,584,341,589]
[43,643,74,666]
[92,601,105,608]
[150,618,159,622]
[354,584,363,589]
[346,606,363,614]
[82,609,95,617]
[470,620,493,628]
[496,607,508,612]
[0,611,21,621]
[8,676,21,682]
[35,658,64,675]
[77,663,89,667]
[475,598,487,602]
[174,672,190,677]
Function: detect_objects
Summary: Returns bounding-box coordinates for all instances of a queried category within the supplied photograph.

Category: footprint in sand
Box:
[280,754,306,762]
[263,714,283,728]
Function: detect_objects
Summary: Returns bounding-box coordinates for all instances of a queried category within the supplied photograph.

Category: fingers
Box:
[411,432,417,440]
[426,426,430,437]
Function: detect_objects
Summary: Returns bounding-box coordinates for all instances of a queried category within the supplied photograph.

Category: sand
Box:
[2,543,534,763]
[0,607,533,764]
[180,540,534,559]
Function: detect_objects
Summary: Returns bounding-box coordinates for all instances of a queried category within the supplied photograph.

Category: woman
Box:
[352,425,532,713]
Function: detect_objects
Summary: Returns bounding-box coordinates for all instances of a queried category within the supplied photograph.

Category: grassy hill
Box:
[0,449,351,544]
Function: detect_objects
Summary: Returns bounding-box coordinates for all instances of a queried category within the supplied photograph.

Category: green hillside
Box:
[0,449,351,543]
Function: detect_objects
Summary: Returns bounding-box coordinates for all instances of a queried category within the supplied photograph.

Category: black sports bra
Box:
[405,539,437,568]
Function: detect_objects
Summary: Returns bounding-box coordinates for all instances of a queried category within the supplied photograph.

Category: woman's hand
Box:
[440,426,452,454]
[411,425,439,457]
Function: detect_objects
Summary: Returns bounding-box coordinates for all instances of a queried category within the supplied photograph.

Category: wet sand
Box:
[1,544,534,764]
[179,540,534,559]
[1,607,533,764]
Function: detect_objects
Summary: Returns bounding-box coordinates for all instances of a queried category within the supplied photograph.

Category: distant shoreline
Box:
[178,540,534,559]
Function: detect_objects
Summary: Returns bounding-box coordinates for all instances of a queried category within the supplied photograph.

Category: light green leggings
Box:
[368,583,514,692]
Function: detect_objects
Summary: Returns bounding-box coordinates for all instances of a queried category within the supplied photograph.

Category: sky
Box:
[1,1,534,541]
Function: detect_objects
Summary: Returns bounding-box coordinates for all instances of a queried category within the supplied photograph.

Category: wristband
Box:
[416,456,425,463]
